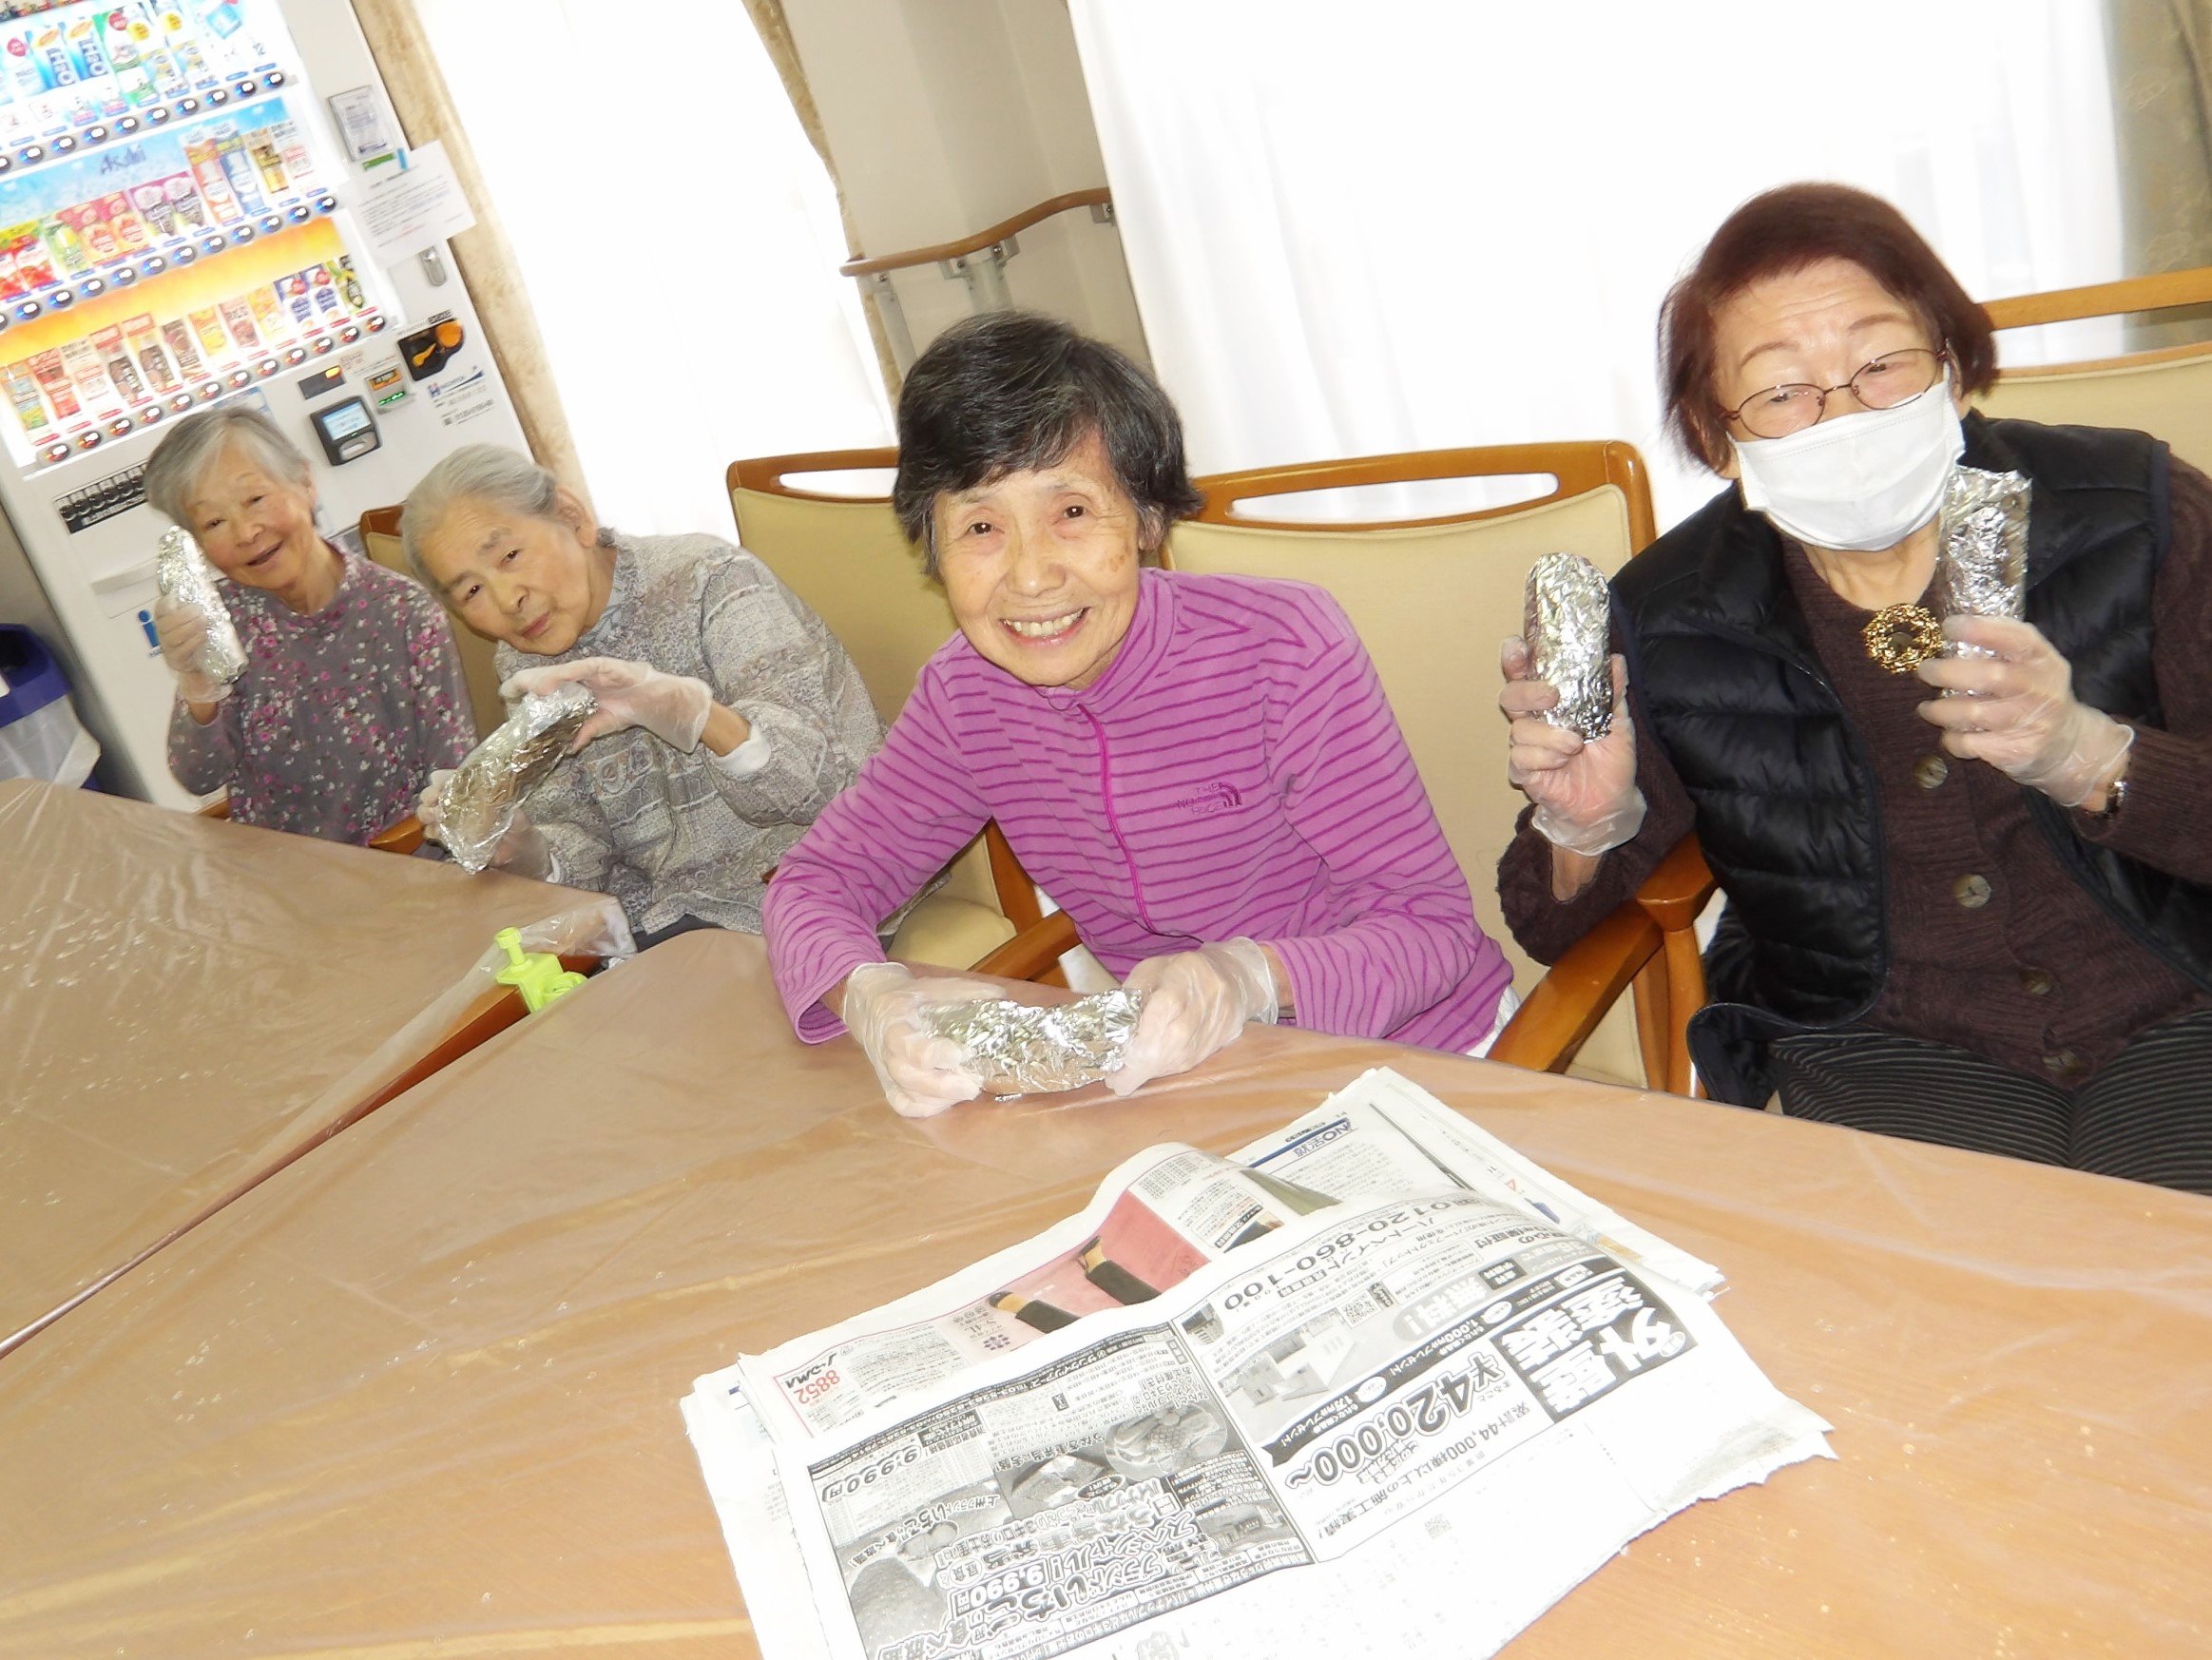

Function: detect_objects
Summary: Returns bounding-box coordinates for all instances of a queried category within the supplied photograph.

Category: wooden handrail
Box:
[1983,266,2212,332]
[727,448,899,501]
[840,188,1113,279]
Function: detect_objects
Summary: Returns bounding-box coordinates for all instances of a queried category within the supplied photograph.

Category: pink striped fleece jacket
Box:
[763,569,1513,1051]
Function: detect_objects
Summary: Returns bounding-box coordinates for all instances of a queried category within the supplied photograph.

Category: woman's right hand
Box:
[152,597,229,707]
[840,961,998,1118]
[417,769,552,877]
[1498,638,1646,857]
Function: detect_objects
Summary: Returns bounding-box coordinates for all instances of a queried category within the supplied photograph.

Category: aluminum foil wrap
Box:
[153,526,247,690]
[1936,465,2029,657]
[1524,550,1613,740]
[435,683,595,873]
[922,989,1144,1097]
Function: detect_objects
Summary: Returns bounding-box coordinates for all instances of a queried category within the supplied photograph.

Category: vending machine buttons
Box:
[256,357,279,377]
[118,117,140,134]
[282,346,306,365]
[200,234,225,255]
[19,145,43,164]
[137,404,163,426]
[178,97,199,114]
[337,325,360,343]
[314,192,337,214]
[51,136,75,155]
[0,156,10,176]
[169,394,193,413]
[142,256,166,275]
[236,80,258,96]
[146,107,169,125]
[286,203,311,223]
[172,244,197,266]
[206,88,229,106]
[194,381,221,401]
[14,300,40,321]
[310,336,335,355]
[113,268,137,287]
[43,442,69,464]
[259,214,283,236]
[106,415,132,435]
[48,290,73,310]
[77,280,101,298]
[229,224,254,244]
[364,315,388,334]
[266,70,285,87]
[75,430,102,451]
[225,369,251,389]
[86,125,108,144]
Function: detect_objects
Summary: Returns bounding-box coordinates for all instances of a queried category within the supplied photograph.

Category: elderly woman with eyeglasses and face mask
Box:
[1500,183,2212,1193]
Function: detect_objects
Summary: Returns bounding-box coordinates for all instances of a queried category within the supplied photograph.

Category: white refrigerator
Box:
[0,0,524,804]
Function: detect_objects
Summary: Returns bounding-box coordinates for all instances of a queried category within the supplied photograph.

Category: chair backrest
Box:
[359,506,505,739]
[1974,267,2212,477]
[1165,442,1656,1064]
[726,450,955,722]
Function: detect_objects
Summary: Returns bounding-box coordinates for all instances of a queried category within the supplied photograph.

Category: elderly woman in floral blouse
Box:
[401,444,881,943]
[147,405,472,843]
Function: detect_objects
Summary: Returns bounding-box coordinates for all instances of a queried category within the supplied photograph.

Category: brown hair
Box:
[1659,183,1997,473]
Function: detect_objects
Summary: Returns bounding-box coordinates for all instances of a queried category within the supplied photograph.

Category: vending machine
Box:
[0,0,525,804]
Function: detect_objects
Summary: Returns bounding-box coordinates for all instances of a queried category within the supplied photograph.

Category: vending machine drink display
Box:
[0,0,526,803]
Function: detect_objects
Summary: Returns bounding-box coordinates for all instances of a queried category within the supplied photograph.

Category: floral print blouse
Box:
[167,543,473,844]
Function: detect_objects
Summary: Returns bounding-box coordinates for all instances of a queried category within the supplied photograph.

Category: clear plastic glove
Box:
[1914,616,2135,809]
[153,594,231,705]
[1498,639,1645,856]
[415,768,553,878]
[842,961,1001,1118]
[1105,938,1279,1099]
[500,656,714,753]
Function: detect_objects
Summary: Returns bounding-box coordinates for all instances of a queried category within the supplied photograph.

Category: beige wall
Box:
[782,0,1150,368]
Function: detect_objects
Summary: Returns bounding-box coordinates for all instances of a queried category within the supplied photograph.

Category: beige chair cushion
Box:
[1168,485,1647,1086]
[361,526,505,739]
[1974,343,2212,480]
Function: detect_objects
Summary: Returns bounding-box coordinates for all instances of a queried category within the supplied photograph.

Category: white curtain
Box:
[1068,0,2125,530]
[413,0,893,538]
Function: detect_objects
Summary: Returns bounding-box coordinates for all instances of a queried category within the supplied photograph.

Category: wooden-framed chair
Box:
[197,793,425,855]
[727,451,1056,975]
[359,505,508,740]
[1975,266,2212,475]
[1156,442,1713,1092]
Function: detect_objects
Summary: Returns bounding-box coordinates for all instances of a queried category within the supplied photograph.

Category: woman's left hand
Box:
[1106,939,1280,1097]
[501,656,714,752]
[1915,616,2134,808]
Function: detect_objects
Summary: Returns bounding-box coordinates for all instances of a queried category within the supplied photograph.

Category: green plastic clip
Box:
[493,927,587,1014]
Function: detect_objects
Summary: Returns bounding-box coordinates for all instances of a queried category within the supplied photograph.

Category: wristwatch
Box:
[2087,772,2128,823]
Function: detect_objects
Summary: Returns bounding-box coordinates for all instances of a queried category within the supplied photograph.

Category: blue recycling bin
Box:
[0,626,102,789]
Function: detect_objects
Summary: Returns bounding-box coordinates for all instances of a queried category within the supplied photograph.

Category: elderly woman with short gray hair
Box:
[146,404,471,843]
[400,444,880,941]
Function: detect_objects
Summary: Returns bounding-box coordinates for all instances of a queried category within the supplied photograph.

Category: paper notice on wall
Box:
[357,141,477,269]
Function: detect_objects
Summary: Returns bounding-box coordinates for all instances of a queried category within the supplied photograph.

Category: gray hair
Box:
[143,404,316,528]
[400,443,602,596]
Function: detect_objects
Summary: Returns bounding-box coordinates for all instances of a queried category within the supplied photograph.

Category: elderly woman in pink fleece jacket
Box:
[763,313,1512,1115]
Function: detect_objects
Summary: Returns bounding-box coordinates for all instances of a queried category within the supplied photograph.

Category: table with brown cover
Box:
[0,778,609,1356]
[0,926,2205,1656]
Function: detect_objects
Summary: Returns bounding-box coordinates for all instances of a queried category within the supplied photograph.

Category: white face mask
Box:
[1731,370,1965,552]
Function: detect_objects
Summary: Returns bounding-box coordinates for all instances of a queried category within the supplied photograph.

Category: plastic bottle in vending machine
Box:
[29,351,82,422]
[164,170,208,230]
[161,316,206,376]
[263,115,312,183]
[189,306,226,358]
[219,294,259,350]
[129,5,188,96]
[246,281,285,342]
[278,270,310,327]
[307,262,338,314]
[4,358,49,439]
[131,179,176,238]
[100,190,151,256]
[95,323,147,404]
[183,134,240,222]
[125,313,177,391]
[2,28,49,105]
[333,253,365,311]
[66,12,125,118]
[158,6,211,86]
[212,124,266,216]
[40,212,91,278]
[71,202,123,266]
[247,127,286,197]
[99,6,161,108]
[5,221,56,289]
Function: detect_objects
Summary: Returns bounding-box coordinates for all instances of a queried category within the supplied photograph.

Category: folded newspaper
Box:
[684,1068,1831,1660]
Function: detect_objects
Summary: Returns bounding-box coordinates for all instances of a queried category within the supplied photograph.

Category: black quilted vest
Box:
[1615,413,2212,1105]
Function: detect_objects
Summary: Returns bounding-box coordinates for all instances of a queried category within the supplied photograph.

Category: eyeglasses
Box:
[1722,347,1948,440]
